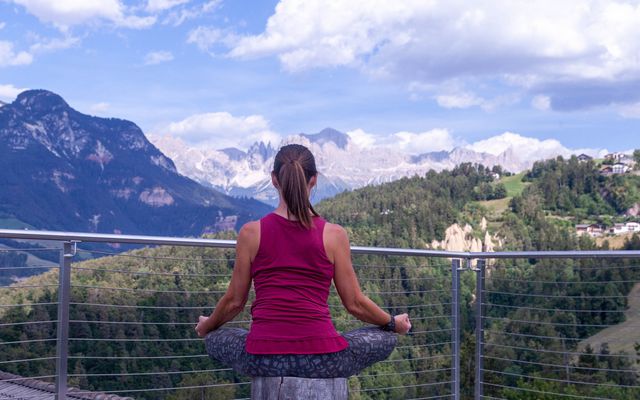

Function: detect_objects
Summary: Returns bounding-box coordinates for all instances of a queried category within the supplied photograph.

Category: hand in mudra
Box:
[195,315,210,338]
[394,313,412,335]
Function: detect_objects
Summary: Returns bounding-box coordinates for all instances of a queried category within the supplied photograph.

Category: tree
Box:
[634,149,640,169]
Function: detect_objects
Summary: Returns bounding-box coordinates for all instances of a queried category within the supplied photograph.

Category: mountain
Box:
[0,90,271,236]
[152,128,531,206]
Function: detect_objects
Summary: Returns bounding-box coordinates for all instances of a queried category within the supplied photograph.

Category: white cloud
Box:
[28,34,80,54]
[0,22,6,30]
[89,102,110,115]
[187,26,236,52]
[161,112,282,150]
[11,0,156,30]
[144,50,174,65]
[346,128,377,148]
[618,102,640,119]
[531,95,551,111]
[146,0,189,12]
[187,26,222,51]
[0,83,29,102]
[220,0,640,110]
[393,129,457,154]
[163,0,220,26]
[436,92,485,109]
[0,41,33,66]
[467,132,572,161]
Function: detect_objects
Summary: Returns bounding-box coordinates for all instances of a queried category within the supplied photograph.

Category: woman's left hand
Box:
[195,315,210,338]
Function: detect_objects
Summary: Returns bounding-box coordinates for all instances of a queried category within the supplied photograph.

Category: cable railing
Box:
[0,229,640,400]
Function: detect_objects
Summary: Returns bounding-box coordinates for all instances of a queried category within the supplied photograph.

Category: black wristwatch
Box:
[381,315,396,332]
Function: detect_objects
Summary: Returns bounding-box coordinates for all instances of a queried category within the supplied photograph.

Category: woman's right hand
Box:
[394,313,412,335]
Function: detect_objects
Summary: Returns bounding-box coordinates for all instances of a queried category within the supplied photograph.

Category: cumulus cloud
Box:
[0,83,29,102]
[219,0,640,111]
[144,50,174,65]
[393,129,457,154]
[0,41,33,66]
[161,112,282,150]
[10,0,156,30]
[346,128,377,148]
[465,132,606,162]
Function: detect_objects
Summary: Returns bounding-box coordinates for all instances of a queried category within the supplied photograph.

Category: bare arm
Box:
[326,223,411,334]
[195,221,258,337]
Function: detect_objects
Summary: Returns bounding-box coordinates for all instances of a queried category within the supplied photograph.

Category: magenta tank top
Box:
[245,213,349,355]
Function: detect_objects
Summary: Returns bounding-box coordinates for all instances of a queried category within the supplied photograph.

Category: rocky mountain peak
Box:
[14,89,70,114]
[247,141,276,160]
[221,147,247,161]
[0,89,271,236]
[302,127,350,149]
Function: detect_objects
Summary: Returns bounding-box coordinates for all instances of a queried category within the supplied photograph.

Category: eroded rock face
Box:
[626,203,640,217]
[430,223,499,253]
[139,187,175,207]
[429,221,502,270]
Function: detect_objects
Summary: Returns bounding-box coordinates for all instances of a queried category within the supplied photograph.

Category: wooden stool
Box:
[251,377,348,400]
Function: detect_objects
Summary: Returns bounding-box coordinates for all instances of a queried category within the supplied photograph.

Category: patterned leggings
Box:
[204,327,397,378]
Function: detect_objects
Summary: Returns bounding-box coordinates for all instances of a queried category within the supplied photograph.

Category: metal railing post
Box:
[451,259,461,400]
[474,260,486,400]
[55,241,73,400]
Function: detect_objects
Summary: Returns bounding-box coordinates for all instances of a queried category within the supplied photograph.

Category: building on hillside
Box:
[576,223,605,237]
[605,152,626,162]
[600,166,613,176]
[601,163,630,175]
[610,222,640,235]
[0,370,133,400]
[612,163,631,174]
[577,154,593,162]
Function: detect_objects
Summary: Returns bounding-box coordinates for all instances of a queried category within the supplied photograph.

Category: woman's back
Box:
[247,213,348,354]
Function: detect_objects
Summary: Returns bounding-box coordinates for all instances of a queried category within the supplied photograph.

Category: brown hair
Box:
[273,144,319,229]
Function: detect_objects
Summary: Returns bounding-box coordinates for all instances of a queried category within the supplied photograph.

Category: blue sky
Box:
[1,0,639,154]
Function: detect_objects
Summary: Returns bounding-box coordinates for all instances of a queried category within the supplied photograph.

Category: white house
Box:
[612,163,630,174]
[576,224,605,237]
[610,222,640,235]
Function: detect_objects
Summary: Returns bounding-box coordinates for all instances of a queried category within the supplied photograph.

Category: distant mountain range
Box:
[152,128,599,206]
[0,90,271,236]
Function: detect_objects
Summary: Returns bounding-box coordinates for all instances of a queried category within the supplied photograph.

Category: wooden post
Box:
[251,377,348,400]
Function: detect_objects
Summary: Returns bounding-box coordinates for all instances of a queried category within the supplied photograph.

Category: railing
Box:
[0,229,640,400]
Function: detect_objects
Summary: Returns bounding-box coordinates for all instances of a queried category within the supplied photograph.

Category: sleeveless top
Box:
[245,213,349,355]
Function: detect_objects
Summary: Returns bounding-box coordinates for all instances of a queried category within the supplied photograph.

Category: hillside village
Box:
[574,151,640,237]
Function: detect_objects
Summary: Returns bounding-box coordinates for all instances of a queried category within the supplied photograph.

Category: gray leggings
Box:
[205,327,397,378]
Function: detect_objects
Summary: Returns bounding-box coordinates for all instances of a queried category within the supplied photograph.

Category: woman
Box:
[195,144,411,378]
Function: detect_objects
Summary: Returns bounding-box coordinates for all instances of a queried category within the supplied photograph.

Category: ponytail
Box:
[273,144,320,229]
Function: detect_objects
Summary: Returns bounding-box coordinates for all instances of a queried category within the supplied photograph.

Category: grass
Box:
[472,173,529,219]
[596,232,637,249]
[579,283,640,368]
[501,172,528,197]
[0,217,34,230]
[475,197,512,218]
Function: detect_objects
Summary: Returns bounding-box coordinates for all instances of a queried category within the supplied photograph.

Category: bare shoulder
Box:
[324,222,348,241]
[323,222,350,261]
[237,221,260,255]
[239,220,260,238]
